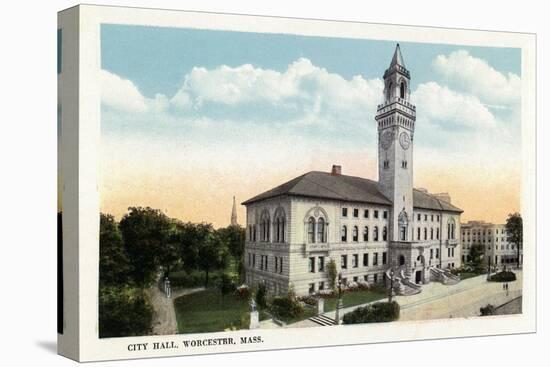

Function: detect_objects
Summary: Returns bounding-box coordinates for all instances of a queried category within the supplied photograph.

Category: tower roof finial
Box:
[390,43,405,68]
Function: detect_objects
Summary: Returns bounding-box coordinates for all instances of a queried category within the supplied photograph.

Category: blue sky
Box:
[99,23,522,226]
[101,24,520,99]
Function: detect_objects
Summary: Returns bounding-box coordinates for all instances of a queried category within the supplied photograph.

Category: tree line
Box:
[99,206,245,337]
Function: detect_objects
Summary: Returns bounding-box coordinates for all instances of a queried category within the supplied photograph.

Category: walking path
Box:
[267,271,522,329]
[149,285,204,335]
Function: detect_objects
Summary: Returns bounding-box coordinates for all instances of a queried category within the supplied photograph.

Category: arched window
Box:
[430,227,434,240]
[424,227,427,240]
[400,81,406,99]
[317,217,325,243]
[353,226,359,242]
[382,226,387,241]
[363,226,369,242]
[341,225,348,242]
[387,82,393,100]
[274,208,286,243]
[399,255,405,266]
[260,210,270,242]
[417,227,421,240]
[374,226,379,241]
[307,217,315,243]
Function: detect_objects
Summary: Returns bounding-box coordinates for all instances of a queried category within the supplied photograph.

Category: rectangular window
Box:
[265,256,268,271]
[342,208,348,217]
[318,256,325,272]
[374,210,379,219]
[383,211,388,219]
[363,253,369,267]
[437,215,440,222]
[430,249,434,259]
[252,254,256,267]
[279,257,283,274]
[352,254,358,268]
[275,257,278,272]
[436,249,439,259]
[364,209,369,218]
[437,228,440,240]
[417,213,421,221]
[341,255,348,269]
[309,283,315,295]
[353,276,358,283]
[319,281,325,291]
[373,253,379,266]
[417,227,421,240]
[308,257,315,273]
[424,214,428,221]
[373,274,378,283]
[353,208,359,218]
[382,252,387,265]
[364,275,369,282]
[431,214,434,222]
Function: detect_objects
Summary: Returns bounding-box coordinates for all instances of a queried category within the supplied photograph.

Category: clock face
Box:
[381,130,393,150]
[399,131,411,150]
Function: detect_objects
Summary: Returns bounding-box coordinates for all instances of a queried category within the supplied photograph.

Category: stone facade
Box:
[243,44,462,297]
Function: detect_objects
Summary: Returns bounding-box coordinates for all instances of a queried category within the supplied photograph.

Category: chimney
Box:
[331,165,342,176]
[433,192,451,203]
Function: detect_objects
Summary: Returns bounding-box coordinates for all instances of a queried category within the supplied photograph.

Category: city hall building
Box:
[243,45,463,296]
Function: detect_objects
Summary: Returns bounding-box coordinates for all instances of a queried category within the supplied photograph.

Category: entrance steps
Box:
[309,314,335,326]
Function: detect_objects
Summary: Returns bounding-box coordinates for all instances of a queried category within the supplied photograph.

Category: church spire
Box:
[231,196,238,226]
[390,43,405,68]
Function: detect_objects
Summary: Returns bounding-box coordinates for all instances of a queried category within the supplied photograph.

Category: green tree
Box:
[99,213,131,286]
[327,259,338,290]
[469,243,485,270]
[505,212,523,269]
[119,207,174,287]
[217,225,246,281]
[196,231,229,288]
[173,222,213,273]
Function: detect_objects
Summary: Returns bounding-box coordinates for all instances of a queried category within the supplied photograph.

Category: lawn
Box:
[174,288,266,334]
[324,288,387,312]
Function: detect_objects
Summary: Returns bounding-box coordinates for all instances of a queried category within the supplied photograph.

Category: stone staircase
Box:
[386,267,422,296]
[309,314,335,326]
[430,267,460,285]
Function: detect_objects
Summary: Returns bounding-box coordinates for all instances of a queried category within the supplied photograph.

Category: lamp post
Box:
[389,268,395,303]
[334,273,343,325]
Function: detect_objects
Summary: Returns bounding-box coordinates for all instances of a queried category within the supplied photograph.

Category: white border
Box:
[63,4,536,362]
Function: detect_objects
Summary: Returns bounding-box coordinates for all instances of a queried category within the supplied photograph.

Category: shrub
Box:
[218,273,236,297]
[256,282,267,308]
[342,301,400,324]
[99,286,153,338]
[235,284,250,300]
[271,296,304,318]
[490,270,516,282]
[327,259,338,290]
[480,304,496,316]
[298,295,318,306]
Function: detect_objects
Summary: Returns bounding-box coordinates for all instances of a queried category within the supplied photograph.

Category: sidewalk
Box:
[149,285,204,335]
[276,270,522,328]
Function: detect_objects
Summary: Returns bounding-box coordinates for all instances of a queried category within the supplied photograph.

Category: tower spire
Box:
[231,196,238,226]
[390,43,405,68]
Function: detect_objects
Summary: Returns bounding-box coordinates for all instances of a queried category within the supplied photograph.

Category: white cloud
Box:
[100,69,149,113]
[412,82,497,130]
[433,50,520,106]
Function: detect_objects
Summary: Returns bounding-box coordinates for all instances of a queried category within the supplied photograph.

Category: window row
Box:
[340,252,387,269]
[248,208,287,243]
[342,208,387,219]
[247,253,283,274]
[416,213,440,222]
[340,225,387,243]
[416,227,440,241]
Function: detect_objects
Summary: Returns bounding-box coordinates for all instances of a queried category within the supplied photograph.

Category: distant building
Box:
[461,221,522,267]
[242,45,463,297]
[231,196,238,226]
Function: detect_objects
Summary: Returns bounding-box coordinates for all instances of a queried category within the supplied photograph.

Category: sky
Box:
[99,24,522,228]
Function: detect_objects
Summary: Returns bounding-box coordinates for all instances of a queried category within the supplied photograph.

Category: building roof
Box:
[242,171,463,213]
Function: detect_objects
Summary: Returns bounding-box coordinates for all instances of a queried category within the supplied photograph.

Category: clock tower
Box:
[376,44,416,242]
